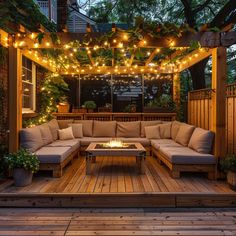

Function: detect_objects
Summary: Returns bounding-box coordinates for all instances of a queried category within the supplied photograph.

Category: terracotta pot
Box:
[78,108,87,113]
[87,109,94,113]
[13,168,33,187]
[57,103,70,113]
[227,171,236,191]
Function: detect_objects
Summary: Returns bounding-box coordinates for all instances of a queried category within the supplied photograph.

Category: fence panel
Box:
[188,89,213,130]
[188,84,236,155]
[226,83,236,154]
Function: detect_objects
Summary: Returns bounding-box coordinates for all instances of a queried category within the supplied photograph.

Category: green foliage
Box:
[146,94,175,110]
[4,149,40,173]
[83,101,97,109]
[220,154,236,173]
[0,0,56,32]
[23,73,69,127]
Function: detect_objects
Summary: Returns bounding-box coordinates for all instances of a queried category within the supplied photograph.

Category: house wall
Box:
[0,47,8,148]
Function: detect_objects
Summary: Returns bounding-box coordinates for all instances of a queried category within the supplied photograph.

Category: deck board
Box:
[0,208,236,236]
[0,156,234,194]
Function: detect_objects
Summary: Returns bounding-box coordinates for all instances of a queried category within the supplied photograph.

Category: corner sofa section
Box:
[151,121,217,179]
[20,119,80,177]
[20,118,217,179]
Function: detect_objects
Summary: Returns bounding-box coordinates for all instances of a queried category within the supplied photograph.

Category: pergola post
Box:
[173,73,181,118]
[8,46,22,152]
[173,73,180,104]
[211,47,227,159]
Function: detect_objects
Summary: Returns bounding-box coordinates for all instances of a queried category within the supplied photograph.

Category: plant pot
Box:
[13,168,33,187]
[227,171,236,191]
[57,103,70,113]
[87,109,94,113]
[78,108,87,113]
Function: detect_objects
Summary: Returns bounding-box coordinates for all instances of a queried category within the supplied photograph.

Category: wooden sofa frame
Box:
[39,149,79,177]
[152,147,218,180]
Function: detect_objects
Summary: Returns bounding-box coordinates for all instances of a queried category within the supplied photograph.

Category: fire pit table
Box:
[85,142,146,175]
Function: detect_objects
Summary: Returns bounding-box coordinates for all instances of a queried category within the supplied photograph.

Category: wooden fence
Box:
[188,84,236,154]
[53,112,176,122]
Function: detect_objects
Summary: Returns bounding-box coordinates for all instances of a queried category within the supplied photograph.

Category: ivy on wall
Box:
[23,73,69,127]
[0,0,56,33]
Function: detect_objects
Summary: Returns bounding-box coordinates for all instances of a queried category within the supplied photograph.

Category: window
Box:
[22,56,36,113]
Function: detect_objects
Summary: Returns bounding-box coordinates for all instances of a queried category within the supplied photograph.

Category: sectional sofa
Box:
[20,119,217,179]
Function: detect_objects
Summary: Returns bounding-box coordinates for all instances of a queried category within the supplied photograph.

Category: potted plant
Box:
[4,149,40,187]
[83,101,97,113]
[57,96,70,113]
[220,154,236,191]
[78,105,87,113]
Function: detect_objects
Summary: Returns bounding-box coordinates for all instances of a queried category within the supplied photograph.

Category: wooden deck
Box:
[0,208,236,235]
[0,156,235,207]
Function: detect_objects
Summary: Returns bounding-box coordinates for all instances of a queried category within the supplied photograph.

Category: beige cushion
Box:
[47,139,80,153]
[175,124,195,146]
[93,121,116,137]
[58,127,74,140]
[48,119,59,141]
[120,138,150,147]
[141,120,162,137]
[38,123,53,145]
[144,125,161,139]
[116,121,140,137]
[20,126,44,152]
[158,123,171,139]
[151,139,182,150]
[68,123,83,138]
[34,146,73,164]
[188,127,214,154]
[57,119,74,129]
[74,120,93,137]
[79,137,112,146]
[160,146,216,165]
[171,121,182,140]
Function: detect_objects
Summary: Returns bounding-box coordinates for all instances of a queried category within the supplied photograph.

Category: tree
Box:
[88,0,236,89]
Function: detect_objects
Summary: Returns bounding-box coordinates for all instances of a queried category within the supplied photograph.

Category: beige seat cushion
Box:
[47,139,80,153]
[34,146,73,164]
[20,126,44,152]
[171,121,182,140]
[120,138,150,147]
[68,123,83,138]
[74,120,93,137]
[159,146,216,165]
[79,137,112,146]
[188,127,214,154]
[93,121,116,137]
[58,127,75,140]
[158,123,171,139]
[48,119,60,141]
[175,124,195,146]
[38,123,53,145]
[144,125,161,139]
[116,121,140,137]
[57,119,74,129]
[151,139,182,150]
[141,120,162,137]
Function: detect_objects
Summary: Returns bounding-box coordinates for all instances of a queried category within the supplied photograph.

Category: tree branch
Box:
[193,0,212,14]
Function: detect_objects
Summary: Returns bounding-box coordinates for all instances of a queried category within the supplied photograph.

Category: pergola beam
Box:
[145,48,160,66]
[59,66,171,75]
[178,49,213,72]
[22,50,56,72]
[13,31,236,49]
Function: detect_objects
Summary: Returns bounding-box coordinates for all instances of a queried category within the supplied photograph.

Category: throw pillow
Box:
[188,127,214,154]
[158,123,171,139]
[175,123,195,146]
[58,127,75,140]
[144,125,161,139]
[68,123,83,138]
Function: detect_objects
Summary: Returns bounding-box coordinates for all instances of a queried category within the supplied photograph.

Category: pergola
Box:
[1,24,236,160]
